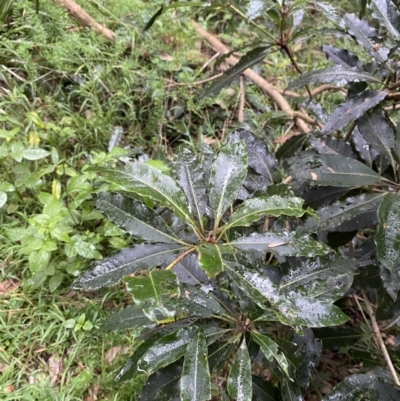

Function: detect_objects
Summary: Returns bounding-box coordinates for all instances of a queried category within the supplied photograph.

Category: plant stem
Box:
[165,246,197,270]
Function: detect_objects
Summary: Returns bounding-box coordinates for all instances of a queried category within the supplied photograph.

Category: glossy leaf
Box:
[280,377,303,401]
[301,185,350,209]
[92,161,197,230]
[198,244,235,278]
[180,330,211,401]
[357,107,396,171]
[231,231,332,257]
[370,0,400,42]
[291,154,382,187]
[247,0,275,20]
[124,270,180,321]
[96,192,182,244]
[209,140,248,227]
[276,134,307,160]
[252,332,289,376]
[172,148,209,228]
[72,244,185,290]
[322,44,364,70]
[22,148,50,160]
[286,66,380,91]
[351,127,379,167]
[310,136,356,158]
[252,376,279,401]
[225,196,307,230]
[173,253,208,285]
[321,90,388,135]
[376,194,400,271]
[203,47,270,97]
[0,191,7,208]
[227,339,252,401]
[310,1,345,28]
[313,327,362,349]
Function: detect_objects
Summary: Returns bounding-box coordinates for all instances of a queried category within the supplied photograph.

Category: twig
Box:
[362,290,400,386]
[164,73,223,88]
[238,76,245,123]
[200,52,220,72]
[191,20,313,134]
[352,294,376,346]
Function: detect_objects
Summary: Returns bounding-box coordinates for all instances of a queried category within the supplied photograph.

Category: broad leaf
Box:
[96,192,182,244]
[310,136,356,158]
[225,196,307,230]
[351,127,379,167]
[198,244,235,278]
[313,327,362,349]
[71,244,185,290]
[203,46,270,97]
[173,253,208,285]
[376,193,400,271]
[344,14,389,63]
[370,0,400,42]
[276,134,307,160]
[92,161,197,230]
[322,44,364,70]
[286,66,380,91]
[252,375,279,401]
[209,140,248,227]
[124,270,180,321]
[252,332,290,376]
[299,193,386,233]
[172,148,209,229]
[310,1,345,28]
[280,376,303,401]
[321,90,388,135]
[227,339,252,401]
[357,107,396,171]
[231,231,332,257]
[301,185,350,209]
[280,256,357,300]
[291,154,382,187]
[180,330,211,401]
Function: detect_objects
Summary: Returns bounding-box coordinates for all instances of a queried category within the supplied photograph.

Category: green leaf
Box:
[371,0,400,42]
[286,66,380,91]
[252,332,290,376]
[71,244,186,290]
[172,148,210,229]
[124,270,180,321]
[291,154,382,187]
[143,5,164,32]
[227,338,252,401]
[252,375,279,401]
[376,194,400,271]
[231,232,331,257]
[198,244,235,278]
[95,192,182,244]
[209,140,248,228]
[180,329,211,401]
[202,46,270,97]
[280,376,303,401]
[28,250,51,273]
[49,272,64,292]
[22,148,50,160]
[225,196,307,230]
[0,191,7,208]
[310,1,345,28]
[93,161,197,231]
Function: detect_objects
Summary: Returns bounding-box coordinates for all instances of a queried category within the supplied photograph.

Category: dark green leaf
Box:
[321,90,388,135]
[313,327,362,350]
[252,375,279,401]
[286,66,380,91]
[202,47,270,97]
[252,332,290,376]
[173,253,208,285]
[180,330,211,401]
[280,376,303,401]
[322,44,364,70]
[143,5,164,32]
[225,196,307,230]
[172,148,210,229]
[371,0,400,42]
[280,256,357,300]
[227,339,252,401]
[71,244,185,290]
[310,1,345,28]
[246,0,275,20]
[291,154,382,187]
[376,194,400,271]
[276,134,307,160]
[209,140,248,227]
[357,107,396,171]
[124,270,180,321]
[198,244,235,278]
[93,161,197,230]
[231,231,332,257]
[310,136,356,158]
[96,192,182,244]
[351,127,379,167]
[374,378,400,400]
[301,186,350,209]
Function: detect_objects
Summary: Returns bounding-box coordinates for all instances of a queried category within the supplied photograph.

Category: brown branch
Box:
[191,20,313,134]
[52,0,116,43]
[238,76,245,123]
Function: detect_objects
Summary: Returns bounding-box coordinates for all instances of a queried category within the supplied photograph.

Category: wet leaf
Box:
[108,126,123,151]
[0,191,6,208]
[22,148,50,160]
[357,107,396,171]
[310,1,345,28]
[370,0,400,42]
[231,231,332,257]
[96,192,182,244]
[321,90,388,135]
[124,270,180,321]
[203,46,270,97]
[172,148,210,228]
[280,377,303,401]
[247,0,275,20]
[322,44,364,70]
[301,186,350,209]
[280,256,357,300]
[173,253,208,285]
[276,134,307,160]
[286,66,380,91]
[252,332,290,376]
[198,244,235,278]
[351,127,379,167]
[92,161,197,230]
[180,330,211,401]
[72,244,185,290]
[225,196,307,230]
[291,154,382,187]
[209,140,248,227]
[252,376,279,400]
[313,327,362,349]
[310,136,356,158]
[376,194,400,271]
[227,339,252,401]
